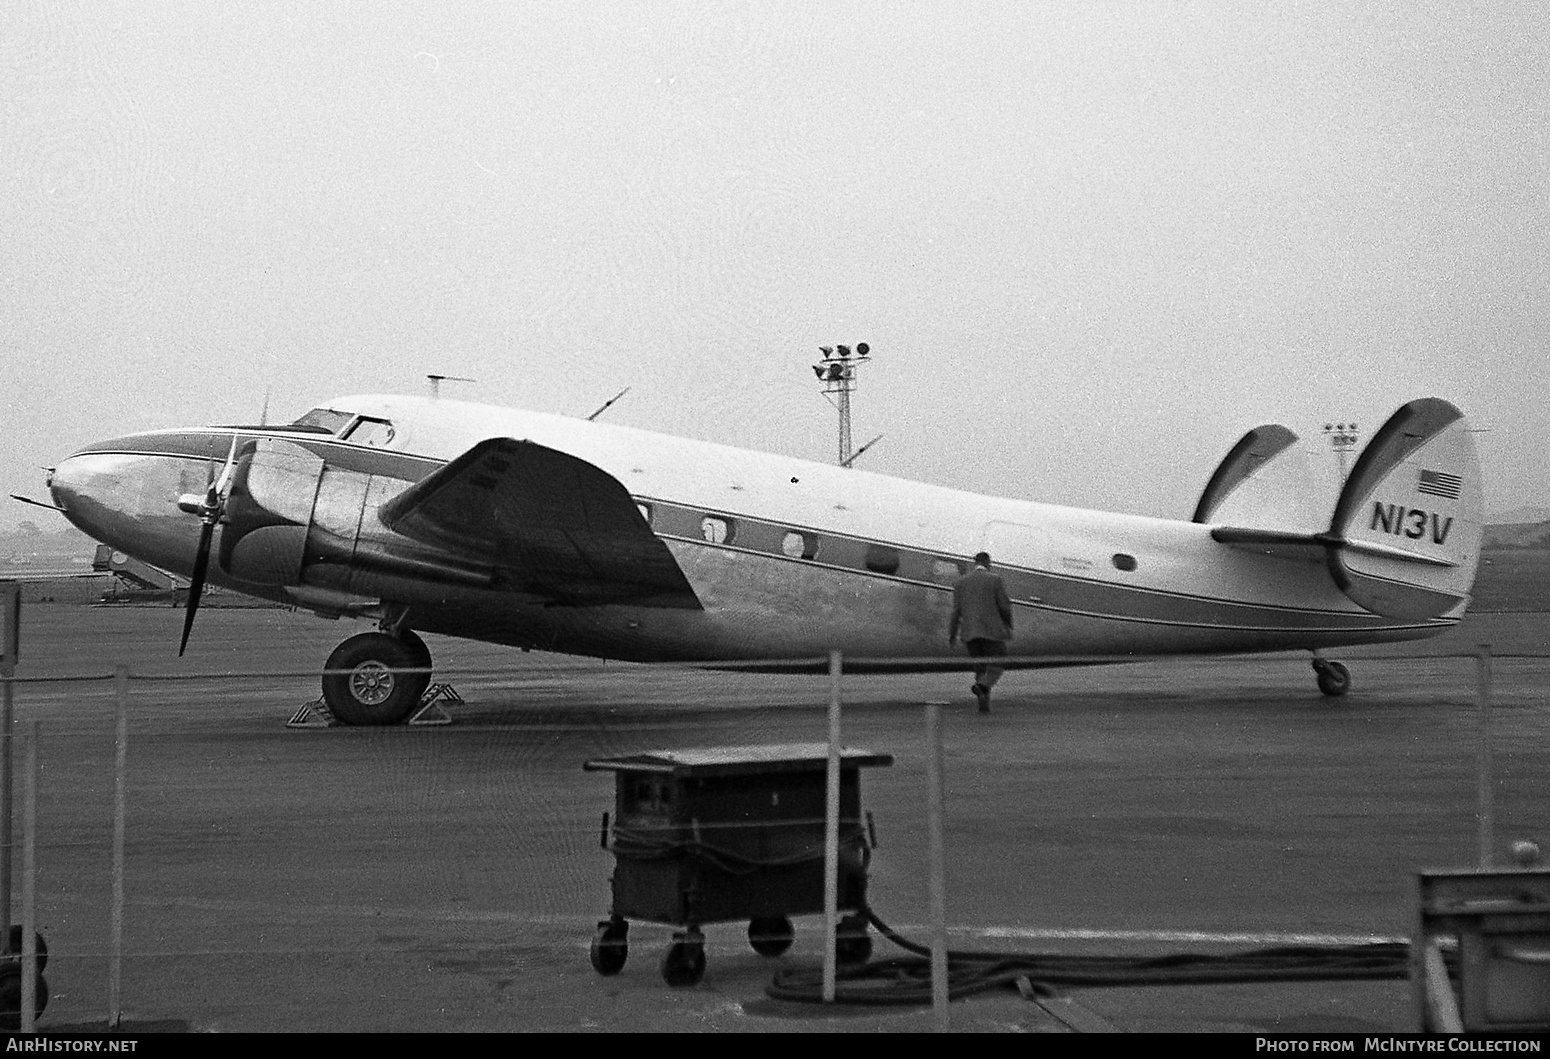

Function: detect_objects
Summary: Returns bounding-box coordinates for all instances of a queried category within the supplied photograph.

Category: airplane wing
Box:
[377,438,701,609]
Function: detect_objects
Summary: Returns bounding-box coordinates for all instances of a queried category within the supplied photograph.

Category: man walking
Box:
[948,552,1013,713]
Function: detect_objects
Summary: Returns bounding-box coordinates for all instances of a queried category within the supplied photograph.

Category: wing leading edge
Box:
[378,438,701,609]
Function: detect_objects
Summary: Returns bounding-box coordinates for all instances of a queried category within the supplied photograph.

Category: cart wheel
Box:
[748,916,794,957]
[836,914,872,966]
[590,918,629,976]
[661,931,706,987]
[0,963,47,1031]
[3,927,46,973]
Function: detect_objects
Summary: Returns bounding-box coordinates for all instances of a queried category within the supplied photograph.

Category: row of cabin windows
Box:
[631,505,923,575]
[635,503,1140,580]
[701,515,901,572]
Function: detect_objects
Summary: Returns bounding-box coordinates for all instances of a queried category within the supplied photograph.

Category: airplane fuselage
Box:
[48,394,1454,668]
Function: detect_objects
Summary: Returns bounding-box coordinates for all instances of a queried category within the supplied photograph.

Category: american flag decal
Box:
[1417,469,1462,500]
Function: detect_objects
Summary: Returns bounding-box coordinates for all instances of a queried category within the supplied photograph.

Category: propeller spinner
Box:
[175,435,240,656]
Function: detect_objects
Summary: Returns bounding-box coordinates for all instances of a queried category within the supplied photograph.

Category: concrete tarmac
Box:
[5,604,1548,1033]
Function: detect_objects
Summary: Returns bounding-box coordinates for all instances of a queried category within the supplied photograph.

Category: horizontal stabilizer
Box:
[1325,399,1483,620]
[1194,425,1323,532]
[1208,525,1329,565]
[378,438,702,609]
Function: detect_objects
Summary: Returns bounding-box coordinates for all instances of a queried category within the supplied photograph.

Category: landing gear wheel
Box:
[661,930,706,987]
[0,962,48,1030]
[1314,659,1352,697]
[835,913,872,965]
[590,918,629,976]
[748,916,794,957]
[398,629,434,705]
[322,632,427,726]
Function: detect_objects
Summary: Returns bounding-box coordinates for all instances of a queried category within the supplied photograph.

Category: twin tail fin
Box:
[1325,398,1482,619]
[1203,398,1483,620]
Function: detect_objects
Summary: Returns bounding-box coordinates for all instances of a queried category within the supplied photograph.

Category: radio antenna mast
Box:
[427,374,476,400]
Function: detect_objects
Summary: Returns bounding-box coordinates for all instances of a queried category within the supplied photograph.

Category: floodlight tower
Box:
[1323,422,1359,484]
[811,343,871,466]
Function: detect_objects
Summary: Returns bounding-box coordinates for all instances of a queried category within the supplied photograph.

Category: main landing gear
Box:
[1311,656,1352,697]
[320,630,433,726]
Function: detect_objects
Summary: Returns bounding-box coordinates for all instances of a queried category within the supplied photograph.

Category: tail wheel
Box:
[1314,659,1352,697]
[322,632,426,726]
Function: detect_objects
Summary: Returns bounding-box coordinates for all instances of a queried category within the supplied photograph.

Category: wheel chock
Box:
[287,698,339,729]
[288,685,460,728]
[407,683,462,726]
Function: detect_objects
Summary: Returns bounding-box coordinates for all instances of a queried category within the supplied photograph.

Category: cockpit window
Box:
[341,416,395,448]
[291,408,354,435]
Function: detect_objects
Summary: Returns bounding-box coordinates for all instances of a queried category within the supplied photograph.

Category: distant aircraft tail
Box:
[1326,398,1483,620]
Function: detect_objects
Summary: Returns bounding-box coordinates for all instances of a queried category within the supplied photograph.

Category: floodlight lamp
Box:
[820,347,834,358]
[856,342,869,356]
[813,365,825,378]
[837,345,851,358]
[827,363,844,381]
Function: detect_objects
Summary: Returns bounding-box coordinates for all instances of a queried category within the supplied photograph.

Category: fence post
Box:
[20,720,36,1034]
[1476,644,1494,868]
[0,581,17,961]
[822,649,842,1003]
[925,701,950,1031]
[110,667,128,1029]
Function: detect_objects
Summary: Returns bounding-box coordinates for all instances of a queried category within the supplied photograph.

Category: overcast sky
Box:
[4,1,1546,532]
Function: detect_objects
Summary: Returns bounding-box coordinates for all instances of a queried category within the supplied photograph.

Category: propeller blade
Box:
[179,518,216,656]
[178,436,239,656]
[9,494,66,512]
[214,434,240,497]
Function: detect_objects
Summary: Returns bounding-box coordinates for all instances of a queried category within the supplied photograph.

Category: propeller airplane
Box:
[28,393,1483,724]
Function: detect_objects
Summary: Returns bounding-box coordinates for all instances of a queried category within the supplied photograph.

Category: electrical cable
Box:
[766,908,1428,1005]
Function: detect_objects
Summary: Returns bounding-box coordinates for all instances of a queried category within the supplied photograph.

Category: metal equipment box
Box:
[584,742,892,986]
[1414,868,1550,1033]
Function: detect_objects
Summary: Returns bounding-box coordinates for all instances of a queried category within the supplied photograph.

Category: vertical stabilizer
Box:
[1327,399,1483,619]
[1193,424,1323,532]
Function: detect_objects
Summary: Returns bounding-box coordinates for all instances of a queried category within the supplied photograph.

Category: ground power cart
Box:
[584,744,893,986]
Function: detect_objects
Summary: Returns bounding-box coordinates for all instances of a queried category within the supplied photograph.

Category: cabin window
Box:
[636,502,653,525]
[700,516,735,545]
[1112,553,1137,572]
[342,416,395,448]
[781,531,818,559]
[865,544,901,575]
[932,558,966,581]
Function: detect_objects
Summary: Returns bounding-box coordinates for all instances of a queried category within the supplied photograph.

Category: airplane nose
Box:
[48,449,208,578]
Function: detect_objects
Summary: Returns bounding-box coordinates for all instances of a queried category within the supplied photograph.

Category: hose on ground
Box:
[766,908,1423,1006]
